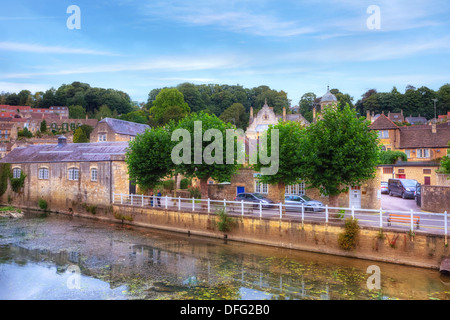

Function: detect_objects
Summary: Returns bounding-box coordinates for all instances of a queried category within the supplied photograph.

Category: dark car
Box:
[381,181,388,194]
[285,195,325,212]
[415,183,421,207]
[388,178,418,199]
[234,193,274,208]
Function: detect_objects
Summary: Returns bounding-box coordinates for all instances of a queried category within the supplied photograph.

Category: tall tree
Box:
[219,103,248,129]
[298,105,380,207]
[150,88,190,125]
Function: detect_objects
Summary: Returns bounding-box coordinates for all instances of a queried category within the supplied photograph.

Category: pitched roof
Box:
[369,114,399,130]
[399,124,450,148]
[0,141,129,163]
[100,118,150,136]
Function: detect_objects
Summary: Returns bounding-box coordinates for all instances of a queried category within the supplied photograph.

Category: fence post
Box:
[325,205,328,224]
[131,193,133,206]
[241,200,244,217]
[379,208,383,229]
[259,202,262,218]
[178,196,181,211]
[120,193,123,205]
[208,198,210,214]
[165,196,168,209]
[224,199,226,212]
[142,194,144,207]
[410,209,414,231]
[351,206,354,220]
[192,197,195,212]
[279,202,282,220]
[445,211,448,245]
[301,203,304,227]
[112,192,115,204]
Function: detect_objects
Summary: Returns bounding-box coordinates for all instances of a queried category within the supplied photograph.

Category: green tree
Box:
[69,105,86,119]
[298,105,380,206]
[73,127,89,143]
[150,88,190,125]
[172,112,240,199]
[40,119,47,133]
[252,121,307,203]
[126,126,174,191]
[219,103,248,129]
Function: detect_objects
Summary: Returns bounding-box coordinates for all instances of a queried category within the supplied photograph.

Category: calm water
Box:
[0,211,449,300]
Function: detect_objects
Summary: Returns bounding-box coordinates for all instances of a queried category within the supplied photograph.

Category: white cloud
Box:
[0,42,116,56]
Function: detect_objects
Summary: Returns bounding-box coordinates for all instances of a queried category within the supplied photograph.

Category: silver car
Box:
[285,195,325,212]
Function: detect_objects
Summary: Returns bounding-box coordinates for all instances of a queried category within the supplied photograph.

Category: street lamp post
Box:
[432,98,438,123]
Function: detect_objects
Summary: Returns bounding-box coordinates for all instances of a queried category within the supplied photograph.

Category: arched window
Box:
[12,167,21,179]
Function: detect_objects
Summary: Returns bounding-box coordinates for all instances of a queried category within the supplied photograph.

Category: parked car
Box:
[415,183,422,207]
[381,181,388,194]
[285,195,325,212]
[387,178,418,199]
[234,193,274,208]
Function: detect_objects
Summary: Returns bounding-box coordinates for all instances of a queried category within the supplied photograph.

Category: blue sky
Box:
[0,0,449,105]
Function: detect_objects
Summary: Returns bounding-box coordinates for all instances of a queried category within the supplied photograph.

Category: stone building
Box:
[312,87,338,123]
[90,117,150,142]
[245,99,309,140]
[0,136,131,213]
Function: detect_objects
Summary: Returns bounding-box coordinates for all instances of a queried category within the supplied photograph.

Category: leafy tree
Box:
[18,127,33,138]
[69,105,86,119]
[252,121,307,203]
[438,142,450,174]
[119,109,148,124]
[219,103,248,129]
[40,119,47,133]
[298,105,380,206]
[126,126,174,191]
[78,124,94,139]
[150,88,190,125]
[73,127,89,143]
[172,112,240,199]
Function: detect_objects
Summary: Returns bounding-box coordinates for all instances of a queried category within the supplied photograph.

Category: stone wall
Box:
[437,174,450,186]
[67,205,449,269]
[422,185,450,213]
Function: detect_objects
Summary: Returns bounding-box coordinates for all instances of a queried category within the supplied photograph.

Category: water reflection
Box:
[0,212,449,300]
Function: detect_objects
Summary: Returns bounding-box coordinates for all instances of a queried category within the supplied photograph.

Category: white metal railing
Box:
[112,192,449,237]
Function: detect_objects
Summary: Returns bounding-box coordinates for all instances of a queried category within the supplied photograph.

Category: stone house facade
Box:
[90,117,150,142]
[0,137,130,213]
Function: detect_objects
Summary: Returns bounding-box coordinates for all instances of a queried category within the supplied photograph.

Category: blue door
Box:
[236,186,245,195]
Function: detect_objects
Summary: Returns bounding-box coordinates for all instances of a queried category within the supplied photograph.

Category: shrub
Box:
[10,171,27,193]
[180,178,191,189]
[162,179,175,191]
[216,207,236,232]
[38,198,48,210]
[188,186,201,199]
[338,218,360,250]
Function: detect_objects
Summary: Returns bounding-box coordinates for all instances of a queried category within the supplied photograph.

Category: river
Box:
[0,210,449,300]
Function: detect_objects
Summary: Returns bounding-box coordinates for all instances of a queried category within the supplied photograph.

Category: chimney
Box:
[57,135,67,146]
[250,106,253,119]
[282,107,286,122]
[401,109,403,115]
[432,123,437,134]
[313,107,316,123]
[86,114,88,121]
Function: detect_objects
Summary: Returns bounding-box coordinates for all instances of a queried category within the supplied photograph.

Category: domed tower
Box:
[313,86,338,123]
[320,86,338,111]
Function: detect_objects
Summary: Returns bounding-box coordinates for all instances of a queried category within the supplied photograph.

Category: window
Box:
[98,134,107,142]
[398,168,405,174]
[12,168,21,179]
[255,181,268,194]
[423,169,432,174]
[383,167,393,174]
[285,183,306,195]
[417,148,430,158]
[68,168,79,181]
[39,168,49,180]
[405,150,411,158]
[378,130,389,138]
[91,168,97,181]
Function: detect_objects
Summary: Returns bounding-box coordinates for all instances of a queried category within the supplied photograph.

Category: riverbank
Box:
[0,206,24,219]
[5,203,450,270]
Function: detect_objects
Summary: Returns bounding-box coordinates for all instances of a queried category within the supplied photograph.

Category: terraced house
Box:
[369,114,450,185]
